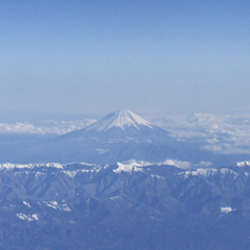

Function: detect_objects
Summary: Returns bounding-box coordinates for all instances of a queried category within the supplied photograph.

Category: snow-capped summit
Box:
[85,110,153,132]
[232,160,250,168]
[60,109,171,155]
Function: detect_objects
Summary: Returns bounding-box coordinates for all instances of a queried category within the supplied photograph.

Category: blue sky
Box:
[0,0,250,122]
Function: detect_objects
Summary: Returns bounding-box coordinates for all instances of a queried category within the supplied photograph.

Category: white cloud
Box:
[220,207,236,214]
[121,159,212,170]
[150,113,250,155]
[1,113,250,156]
[0,119,96,135]
[162,159,192,169]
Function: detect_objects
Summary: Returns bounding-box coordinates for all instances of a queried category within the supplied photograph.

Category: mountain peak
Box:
[85,110,153,132]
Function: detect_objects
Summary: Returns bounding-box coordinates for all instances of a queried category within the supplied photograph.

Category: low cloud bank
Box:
[1,113,250,155]
[0,119,96,135]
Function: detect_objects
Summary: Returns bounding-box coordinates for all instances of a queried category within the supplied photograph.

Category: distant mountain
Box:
[62,110,170,142]
[1,112,250,248]
[0,110,247,166]
[1,160,250,249]
[0,110,249,166]
[45,110,176,164]
[85,109,153,131]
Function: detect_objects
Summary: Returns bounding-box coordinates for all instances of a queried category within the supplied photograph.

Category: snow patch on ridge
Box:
[116,159,211,171]
[44,201,71,212]
[234,161,250,167]
[179,168,238,179]
[23,201,31,208]
[221,207,236,214]
[113,159,192,173]
[16,213,39,222]
[113,162,145,173]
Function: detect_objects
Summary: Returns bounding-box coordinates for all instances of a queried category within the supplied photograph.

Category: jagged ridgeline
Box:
[0,110,250,249]
[1,161,250,249]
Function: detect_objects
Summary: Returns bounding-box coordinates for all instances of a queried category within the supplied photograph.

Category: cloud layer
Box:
[0,119,96,135]
[151,113,250,155]
[1,113,250,155]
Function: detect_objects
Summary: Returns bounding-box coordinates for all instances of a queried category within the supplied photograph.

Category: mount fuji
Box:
[85,110,153,132]
[48,110,174,163]
[0,110,184,164]
[0,109,222,165]
[62,110,170,143]
[0,110,237,166]
[35,107,247,165]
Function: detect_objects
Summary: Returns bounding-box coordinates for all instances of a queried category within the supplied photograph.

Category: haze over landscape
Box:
[1,1,250,249]
[1,0,250,123]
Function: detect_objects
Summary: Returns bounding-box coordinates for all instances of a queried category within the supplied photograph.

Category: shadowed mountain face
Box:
[1,161,250,249]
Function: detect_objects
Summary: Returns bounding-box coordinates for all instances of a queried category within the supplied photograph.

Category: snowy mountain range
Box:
[1,160,250,249]
[0,110,250,249]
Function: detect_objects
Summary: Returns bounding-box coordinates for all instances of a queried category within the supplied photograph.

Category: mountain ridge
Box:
[0,160,250,249]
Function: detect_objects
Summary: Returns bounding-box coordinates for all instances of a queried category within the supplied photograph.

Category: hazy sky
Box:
[1,0,250,122]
